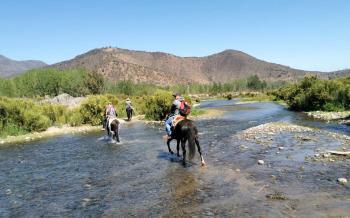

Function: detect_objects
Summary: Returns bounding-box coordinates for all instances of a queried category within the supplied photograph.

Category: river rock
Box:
[5,189,12,195]
[337,178,348,185]
[84,184,92,189]
[258,160,265,165]
[278,147,284,150]
[323,153,330,158]
[239,145,248,150]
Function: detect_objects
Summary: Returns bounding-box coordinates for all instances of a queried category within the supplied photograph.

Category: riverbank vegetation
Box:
[273,76,350,111]
[1,68,349,138]
[0,68,279,98]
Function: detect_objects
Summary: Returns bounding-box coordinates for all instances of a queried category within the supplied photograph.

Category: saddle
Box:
[172,115,186,128]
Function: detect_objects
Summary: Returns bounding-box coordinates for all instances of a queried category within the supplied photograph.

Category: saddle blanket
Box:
[172,115,186,128]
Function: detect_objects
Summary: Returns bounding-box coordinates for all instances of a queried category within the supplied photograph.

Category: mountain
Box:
[52,47,321,85]
[0,55,47,77]
[325,69,350,79]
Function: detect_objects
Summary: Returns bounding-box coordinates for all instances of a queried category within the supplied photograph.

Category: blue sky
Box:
[0,0,349,71]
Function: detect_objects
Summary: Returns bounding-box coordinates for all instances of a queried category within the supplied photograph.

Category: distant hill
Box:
[0,55,47,77]
[324,69,350,79]
[51,47,323,85]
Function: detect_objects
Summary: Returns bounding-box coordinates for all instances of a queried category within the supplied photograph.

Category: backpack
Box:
[179,99,191,116]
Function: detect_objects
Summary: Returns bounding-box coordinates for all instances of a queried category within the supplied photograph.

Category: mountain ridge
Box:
[0,55,47,77]
[52,47,321,85]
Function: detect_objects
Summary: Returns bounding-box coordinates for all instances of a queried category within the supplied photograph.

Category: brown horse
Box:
[166,119,205,167]
[106,118,120,142]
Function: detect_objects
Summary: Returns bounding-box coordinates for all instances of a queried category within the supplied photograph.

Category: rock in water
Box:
[337,178,348,185]
[258,160,265,165]
[5,189,12,195]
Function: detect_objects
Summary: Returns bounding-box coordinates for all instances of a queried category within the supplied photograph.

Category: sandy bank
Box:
[0,125,101,145]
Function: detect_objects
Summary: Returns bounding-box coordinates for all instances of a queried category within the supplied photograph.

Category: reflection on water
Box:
[0,100,349,217]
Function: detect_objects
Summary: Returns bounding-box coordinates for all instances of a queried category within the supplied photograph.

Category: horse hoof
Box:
[201,162,206,167]
[169,151,174,155]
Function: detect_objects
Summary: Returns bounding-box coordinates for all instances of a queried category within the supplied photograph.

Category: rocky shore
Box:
[235,122,350,163]
[305,111,350,124]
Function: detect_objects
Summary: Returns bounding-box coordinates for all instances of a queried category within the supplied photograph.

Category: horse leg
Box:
[115,129,120,142]
[167,138,174,154]
[176,139,180,157]
[195,138,206,166]
[181,139,187,167]
[107,126,111,138]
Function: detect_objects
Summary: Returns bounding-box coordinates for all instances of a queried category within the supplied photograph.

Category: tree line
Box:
[0,68,278,98]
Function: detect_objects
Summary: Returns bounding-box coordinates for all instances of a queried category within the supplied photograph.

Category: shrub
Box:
[41,104,68,125]
[79,95,119,125]
[68,110,84,126]
[145,90,173,120]
[0,97,51,134]
[22,111,51,132]
[274,76,350,111]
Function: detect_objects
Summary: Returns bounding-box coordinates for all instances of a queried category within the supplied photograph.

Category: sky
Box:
[0,0,349,71]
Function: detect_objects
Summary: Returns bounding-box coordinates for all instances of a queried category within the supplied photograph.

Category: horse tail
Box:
[186,123,196,160]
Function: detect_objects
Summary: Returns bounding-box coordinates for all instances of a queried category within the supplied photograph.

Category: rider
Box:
[102,102,117,131]
[125,97,133,113]
[165,92,181,139]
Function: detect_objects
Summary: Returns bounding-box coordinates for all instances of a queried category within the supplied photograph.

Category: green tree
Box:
[247,75,267,90]
[85,71,105,94]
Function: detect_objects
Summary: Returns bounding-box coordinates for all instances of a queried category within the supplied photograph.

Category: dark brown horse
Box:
[106,118,120,142]
[166,119,205,167]
[126,107,133,121]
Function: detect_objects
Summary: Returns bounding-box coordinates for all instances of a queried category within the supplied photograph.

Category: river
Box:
[1,100,349,217]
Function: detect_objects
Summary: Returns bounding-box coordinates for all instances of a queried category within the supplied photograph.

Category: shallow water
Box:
[1,100,349,217]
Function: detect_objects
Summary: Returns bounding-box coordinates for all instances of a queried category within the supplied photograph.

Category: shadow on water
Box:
[1,100,349,217]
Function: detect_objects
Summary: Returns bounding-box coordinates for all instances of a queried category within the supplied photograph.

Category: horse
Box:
[166,119,205,167]
[126,107,133,121]
[106,118,120,142]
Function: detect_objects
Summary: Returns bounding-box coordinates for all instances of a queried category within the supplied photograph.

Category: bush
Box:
[22,111,51,132]
[68,110,84,126]
[145,90,173,120]
[0,97,51,134]
[274,76,350,111]
[41,104,68,125]
[79,95,119,125]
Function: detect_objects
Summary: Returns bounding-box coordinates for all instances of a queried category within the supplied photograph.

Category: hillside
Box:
[0,55,47,77]
[52,47,320,85]
[325,69,350,79]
